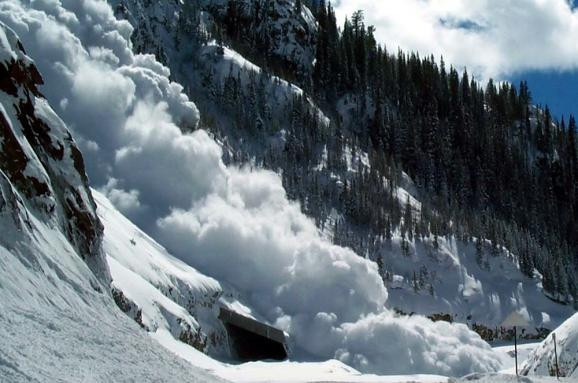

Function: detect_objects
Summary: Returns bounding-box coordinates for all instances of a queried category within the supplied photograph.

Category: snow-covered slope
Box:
[94,188,261,359]
[106,0,575,342]
[0,0,507,377]
[0,22,223,383]
[112,0,329,149]
[381,233,575,338]
[113,0,317,76]
[521,312,578,378]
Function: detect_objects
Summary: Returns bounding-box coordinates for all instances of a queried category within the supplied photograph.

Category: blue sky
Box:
[334,0,578,123]
[507,71,578,120]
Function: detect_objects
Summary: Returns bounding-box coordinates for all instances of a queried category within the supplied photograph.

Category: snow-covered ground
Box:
[493,342,541,374]
[0,227,225,383]
[139,341,449,383]
[215,361,447,383]
[452,373,573,382]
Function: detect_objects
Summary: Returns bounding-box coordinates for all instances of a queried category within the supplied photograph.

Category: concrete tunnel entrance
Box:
[219,307,288,361]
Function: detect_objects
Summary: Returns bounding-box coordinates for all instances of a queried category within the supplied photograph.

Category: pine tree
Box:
[200,4,578,302]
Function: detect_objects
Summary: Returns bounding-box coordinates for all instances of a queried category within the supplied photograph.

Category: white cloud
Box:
[335,0,578,80]
[0,0,502,376]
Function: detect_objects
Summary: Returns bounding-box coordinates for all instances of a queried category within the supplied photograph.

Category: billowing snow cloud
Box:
[0,0,501,376]
[335,0,578,80]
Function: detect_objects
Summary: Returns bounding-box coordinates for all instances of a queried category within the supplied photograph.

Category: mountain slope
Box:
[0,0,507,377]
[0,21,225,383]
[94,188,258,359]
[0,19,104,278]
[0,0,574,380]
[106,0,576,340]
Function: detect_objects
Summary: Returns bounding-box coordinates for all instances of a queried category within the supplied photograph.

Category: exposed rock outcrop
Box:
[0,22,108,281]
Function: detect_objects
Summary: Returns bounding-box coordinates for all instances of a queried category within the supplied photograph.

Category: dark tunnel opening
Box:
[219,307,288,362]
[225,323,288,361]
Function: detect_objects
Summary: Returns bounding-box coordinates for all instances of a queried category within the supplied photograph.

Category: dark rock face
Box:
[178,321,208,352]
[112,287,146,329]
[0,107,51,201]
[0,23,107,279]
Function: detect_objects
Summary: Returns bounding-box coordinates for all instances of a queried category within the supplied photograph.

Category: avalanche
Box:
[0,0,503,378]
[109,0,576,339]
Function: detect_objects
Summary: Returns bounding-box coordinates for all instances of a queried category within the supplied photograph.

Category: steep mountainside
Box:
[0,23,105,278]
[0,22,224,382]
[108,0,576,339]
[0,0,508,377]
[200,0,317,79]
[94,188,259,359]
[113,0,317,80]
[0,0,576,381]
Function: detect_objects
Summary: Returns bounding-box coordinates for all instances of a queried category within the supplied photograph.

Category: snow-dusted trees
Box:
[301,3,578,302]
[133,0,578,303]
